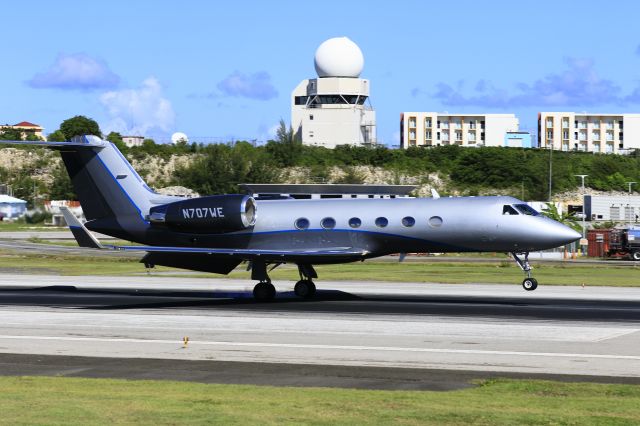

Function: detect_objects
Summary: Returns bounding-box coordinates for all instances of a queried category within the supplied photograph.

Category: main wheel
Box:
[253,282,276,301]
[294,280,316,299]
[632,251,640,261]
[522,277,538,291]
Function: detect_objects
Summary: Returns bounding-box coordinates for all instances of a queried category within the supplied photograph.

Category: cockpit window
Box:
[502,205,519,215]
[514,204,539,216]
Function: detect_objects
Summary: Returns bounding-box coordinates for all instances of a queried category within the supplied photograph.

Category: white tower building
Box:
[291,37,376,148]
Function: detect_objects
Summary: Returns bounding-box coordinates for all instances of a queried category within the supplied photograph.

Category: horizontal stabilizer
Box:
[0,135,106,149]
[60,207,103,249]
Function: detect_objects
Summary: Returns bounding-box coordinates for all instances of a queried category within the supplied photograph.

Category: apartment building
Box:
[538,112,640,154]
[400,113,519,149]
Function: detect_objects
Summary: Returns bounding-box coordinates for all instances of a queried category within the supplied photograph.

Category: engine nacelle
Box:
[148,194,256,233]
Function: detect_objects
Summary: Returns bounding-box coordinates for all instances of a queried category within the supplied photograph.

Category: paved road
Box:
[0,275,639,389]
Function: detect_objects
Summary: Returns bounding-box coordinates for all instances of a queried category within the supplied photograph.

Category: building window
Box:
[408,117,416,128]
[592,120,600,129]
[546,130,553,139]
[619,120,623,129]
[578,121,587,129]
[562,130,569,139]
[606,121,614,130]
[437,132,440,140]
[453,120,461,130]
[441,121,449,129]
[348,217,361,228]
[546,118,553,127]
[402,216,415,227]
[425,118,432,128]
[437,120,441,129]
[455,131,462,141]
[309,114,314,120]
[425,130,432,139]
[468,132,476,142]
[375,217,388,228]
[562,118,569,128]
[321,217,336,229]
[606,131,614,141]
[295,218,310,230]
[619,132,624,140]
[469,121,476,129]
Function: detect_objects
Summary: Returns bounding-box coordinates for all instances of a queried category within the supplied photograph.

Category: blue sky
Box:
[2,0,640,146]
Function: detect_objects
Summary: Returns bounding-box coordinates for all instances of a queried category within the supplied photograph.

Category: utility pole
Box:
[548,144,553,202]
[627,181,636,227]
[575,174,588,255]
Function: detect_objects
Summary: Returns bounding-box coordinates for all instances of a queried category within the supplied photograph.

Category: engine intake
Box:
[149,194,256,233]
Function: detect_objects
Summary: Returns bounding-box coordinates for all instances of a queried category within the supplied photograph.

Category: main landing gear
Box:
[249,262,318,301]
[510,251,538,291]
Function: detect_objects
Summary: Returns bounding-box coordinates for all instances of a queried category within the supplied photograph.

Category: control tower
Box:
[291,37,376,148]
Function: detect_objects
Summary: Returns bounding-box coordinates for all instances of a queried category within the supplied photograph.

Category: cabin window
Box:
[502,205,519,215]
[348,217,361,228]
[402,216,415,227]
[295,218,310,230]
[321,217,336,229]
[514,204,539,216]
[428,216,443,228]
[375,217,388,228]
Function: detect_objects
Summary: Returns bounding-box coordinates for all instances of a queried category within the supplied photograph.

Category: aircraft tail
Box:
[0,136,158,240]
[57,135,156,240]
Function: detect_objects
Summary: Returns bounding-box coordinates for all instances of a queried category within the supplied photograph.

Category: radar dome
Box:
[171,132,188,144]
[314,37,364,78]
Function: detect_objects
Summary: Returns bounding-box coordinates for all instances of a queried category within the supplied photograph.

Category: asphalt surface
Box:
[1,275,639,389]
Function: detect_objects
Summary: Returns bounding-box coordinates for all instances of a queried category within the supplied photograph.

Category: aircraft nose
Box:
[542,221,582,247]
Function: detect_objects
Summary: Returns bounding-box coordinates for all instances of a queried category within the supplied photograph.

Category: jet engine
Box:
[148,194,256,233]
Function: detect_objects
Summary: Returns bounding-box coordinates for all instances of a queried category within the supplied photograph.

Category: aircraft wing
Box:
[106,244,368,260]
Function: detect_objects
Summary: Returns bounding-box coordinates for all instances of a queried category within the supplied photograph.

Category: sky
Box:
[2,0,640,146]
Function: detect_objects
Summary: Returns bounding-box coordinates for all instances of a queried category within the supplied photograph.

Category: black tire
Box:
[253,282,276,301]
[294,280,316,299]
[632,251,640,261]
[522,278,538,291]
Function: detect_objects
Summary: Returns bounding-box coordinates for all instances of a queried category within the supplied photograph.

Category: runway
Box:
[1,274,639,389]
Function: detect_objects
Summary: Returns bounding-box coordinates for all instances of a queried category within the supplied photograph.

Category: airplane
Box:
[0,136,580,300]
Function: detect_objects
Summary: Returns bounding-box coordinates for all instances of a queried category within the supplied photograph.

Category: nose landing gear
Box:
[511,252,538,291]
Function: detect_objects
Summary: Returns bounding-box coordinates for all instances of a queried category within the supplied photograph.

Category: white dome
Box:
[171,132,188,144]
[314,37,364,78]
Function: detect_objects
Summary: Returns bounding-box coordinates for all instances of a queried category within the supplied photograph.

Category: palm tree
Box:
[541,202,582,233]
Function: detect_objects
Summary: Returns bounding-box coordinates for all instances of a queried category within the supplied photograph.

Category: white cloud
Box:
[100,77,175,135]
[28,53,119,91]
[217,71,278,100]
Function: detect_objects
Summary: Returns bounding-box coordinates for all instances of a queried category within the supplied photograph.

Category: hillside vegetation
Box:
[0,140,639,205]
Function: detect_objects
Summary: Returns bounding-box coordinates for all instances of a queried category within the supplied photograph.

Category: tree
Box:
[0,127,23,140]
[46,130,67,142]
[49,162,76,200]
[59,115,101,140]
[541,202,581,233]
[265,119,302,167]
[106,131,128,153]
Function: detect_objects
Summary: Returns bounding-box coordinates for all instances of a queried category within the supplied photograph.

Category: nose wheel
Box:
[511,252,538,291]
[522,277,538,291]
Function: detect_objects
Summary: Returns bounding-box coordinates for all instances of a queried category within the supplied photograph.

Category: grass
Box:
[0,248,637,286]
[0,222,66,232]
[0,376,639,425]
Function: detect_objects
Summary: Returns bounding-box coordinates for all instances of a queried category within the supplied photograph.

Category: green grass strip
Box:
[0,376,639,425]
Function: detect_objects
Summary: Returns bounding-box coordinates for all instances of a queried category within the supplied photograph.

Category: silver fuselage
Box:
[231,195,580,256]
